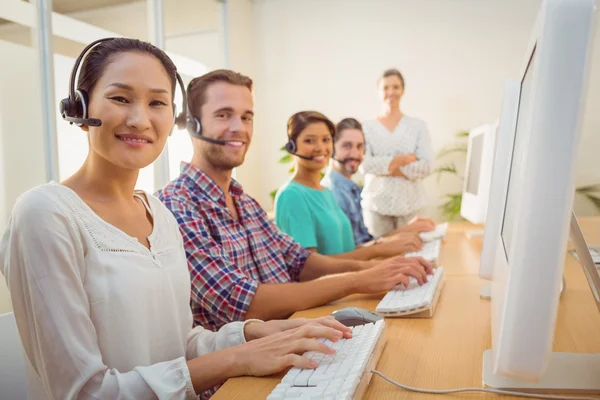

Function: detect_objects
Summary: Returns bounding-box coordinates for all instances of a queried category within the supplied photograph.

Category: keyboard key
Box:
[269,321,386,399]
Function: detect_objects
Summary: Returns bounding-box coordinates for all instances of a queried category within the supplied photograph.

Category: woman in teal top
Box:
[275,111,415,260]
[276,180,355,255]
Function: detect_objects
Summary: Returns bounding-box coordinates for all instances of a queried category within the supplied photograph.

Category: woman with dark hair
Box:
[274,111,424,259]
[361,69,434,238]
[0,38,351,399]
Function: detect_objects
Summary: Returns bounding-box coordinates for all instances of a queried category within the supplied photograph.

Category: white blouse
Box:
[0,182,251,400]
[361,117,434,216]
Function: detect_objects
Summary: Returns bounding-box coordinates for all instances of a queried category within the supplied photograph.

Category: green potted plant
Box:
[270,146,295,201]
[433,130,469,221]
[434,130,600,220]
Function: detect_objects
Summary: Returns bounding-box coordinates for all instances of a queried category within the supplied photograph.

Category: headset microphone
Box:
[292,153,314,160]
[63,115,103,127]
[197,136,230,146]
[186,116,231,146]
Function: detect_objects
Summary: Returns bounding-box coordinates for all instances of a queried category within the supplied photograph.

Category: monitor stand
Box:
[483,211,600,393]
[482,350,600,394]
[480,281,491,299]
[481,277,566,300]
[465,229,484,239]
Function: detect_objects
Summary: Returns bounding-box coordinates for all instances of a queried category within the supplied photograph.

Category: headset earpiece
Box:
[172,73,187,132]
[59,89,91,127]
[285,139,297,154]
[185,114,231,146]
[58,98,73,120]
[186,116,202,137]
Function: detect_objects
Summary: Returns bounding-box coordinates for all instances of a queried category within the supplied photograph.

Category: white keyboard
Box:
[419,222,448,242]
[376,267,445,316]
[405,239,442,262]
[267,320,386,400]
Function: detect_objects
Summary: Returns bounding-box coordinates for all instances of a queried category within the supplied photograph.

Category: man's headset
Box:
[59,37,187,132]
[186,114,230,146]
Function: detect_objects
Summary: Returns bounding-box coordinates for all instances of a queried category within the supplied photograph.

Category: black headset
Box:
[284,137,315,160]
[283,123,368,162]
[186,113,230,145]
[59,37,187,132]
[284,138,298,155]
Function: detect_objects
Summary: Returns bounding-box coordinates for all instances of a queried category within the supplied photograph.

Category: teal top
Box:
[274,180,355,255]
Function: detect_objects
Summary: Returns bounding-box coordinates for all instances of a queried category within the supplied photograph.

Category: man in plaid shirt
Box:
[157,70,431,332]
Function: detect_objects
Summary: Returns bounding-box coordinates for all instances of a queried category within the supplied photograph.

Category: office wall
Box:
[0,40,47,226]
[248,0,600,219]
[0,40,48,314]
[221,0,262,195]
[250,0,543,214]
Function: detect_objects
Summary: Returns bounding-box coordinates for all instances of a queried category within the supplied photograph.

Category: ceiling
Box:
[0,0,140,25]
[49,0,141,14]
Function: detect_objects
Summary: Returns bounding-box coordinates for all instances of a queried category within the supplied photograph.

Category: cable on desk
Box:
[370,370,600,400]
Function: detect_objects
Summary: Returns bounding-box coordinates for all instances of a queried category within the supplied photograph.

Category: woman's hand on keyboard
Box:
[244,316,352,341]
[232,324,347,376]
[355,256,434,293]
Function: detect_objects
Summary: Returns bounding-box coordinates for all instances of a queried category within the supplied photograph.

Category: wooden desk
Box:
[213,219,600,400]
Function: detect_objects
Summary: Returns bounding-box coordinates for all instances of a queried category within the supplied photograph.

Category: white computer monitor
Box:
[460,123,497,226]
[482,0,599,392]
[478,81,521,288]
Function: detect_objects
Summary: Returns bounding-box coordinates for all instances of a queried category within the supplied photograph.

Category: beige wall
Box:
[247,0,600,219]
[251,0,542,214]
[0,40,48,314]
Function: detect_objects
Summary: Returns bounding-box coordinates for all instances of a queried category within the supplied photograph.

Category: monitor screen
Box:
[466,134,485,195]
[501,50,536,261]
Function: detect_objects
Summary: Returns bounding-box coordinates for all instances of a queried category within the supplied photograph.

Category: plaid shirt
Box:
[156,162,310,332]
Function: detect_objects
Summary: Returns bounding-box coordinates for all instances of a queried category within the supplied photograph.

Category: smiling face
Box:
[333,128,365,177]
[82,51,174,171]
[295,122,333,171]
[195,81,254,171]
[378,75,404,108]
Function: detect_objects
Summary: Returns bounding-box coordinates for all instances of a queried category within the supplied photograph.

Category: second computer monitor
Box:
[460,123,497,225]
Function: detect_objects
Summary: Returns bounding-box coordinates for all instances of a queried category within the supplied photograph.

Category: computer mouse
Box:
[331,307,383,327]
